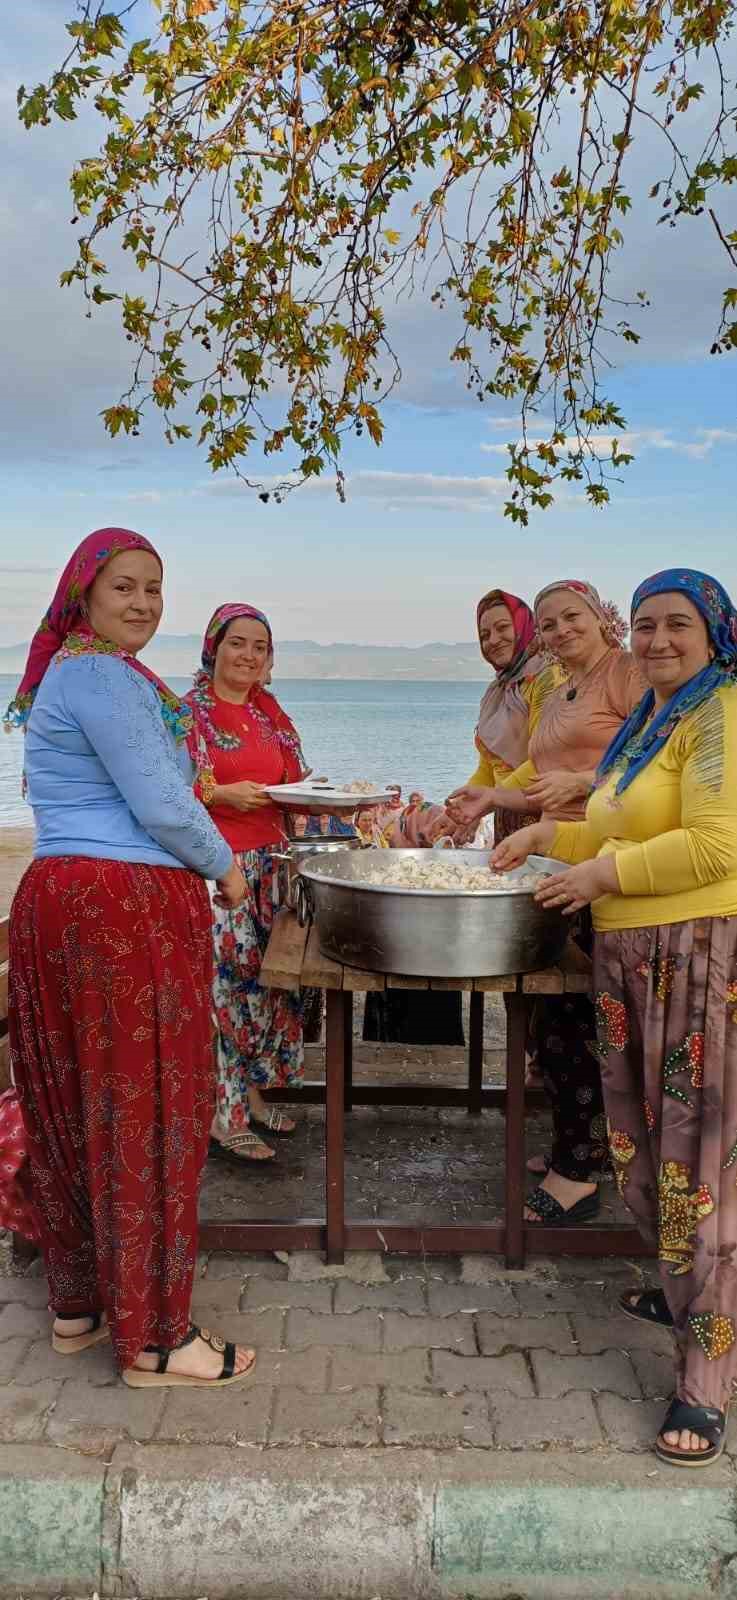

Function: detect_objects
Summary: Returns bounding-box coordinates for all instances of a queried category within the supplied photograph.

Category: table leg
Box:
[504,991,527,1269]
[343,992,354,1113]
[325,988,347,1264]
[467,990,484,1114]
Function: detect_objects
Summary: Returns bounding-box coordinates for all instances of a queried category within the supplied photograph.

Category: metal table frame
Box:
[198,911,650,1266]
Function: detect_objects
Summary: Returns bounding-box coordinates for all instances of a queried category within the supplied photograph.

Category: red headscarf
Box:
[3,528,193,744]
[475,588,546,768]
[186,602,306,783]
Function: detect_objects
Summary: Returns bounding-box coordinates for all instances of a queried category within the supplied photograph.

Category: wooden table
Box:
[199,911,649,1268]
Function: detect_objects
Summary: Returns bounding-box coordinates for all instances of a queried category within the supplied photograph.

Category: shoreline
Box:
[0,825,34,916]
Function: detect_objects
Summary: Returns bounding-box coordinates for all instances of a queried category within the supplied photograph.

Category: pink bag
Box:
[0,1086,42,1244]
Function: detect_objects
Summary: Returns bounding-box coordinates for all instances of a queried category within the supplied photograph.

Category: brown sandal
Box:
[52,1311,110,1355]
[122,1323,256,1389]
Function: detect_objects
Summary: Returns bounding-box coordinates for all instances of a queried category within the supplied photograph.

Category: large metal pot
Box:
[276,835,363,911]
[298,849,570,977]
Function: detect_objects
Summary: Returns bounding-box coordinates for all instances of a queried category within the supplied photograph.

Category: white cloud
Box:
[199,468,510,514]
[480,426,737,461]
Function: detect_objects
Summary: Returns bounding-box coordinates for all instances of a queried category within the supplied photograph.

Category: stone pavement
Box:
[2,1244,737,1599]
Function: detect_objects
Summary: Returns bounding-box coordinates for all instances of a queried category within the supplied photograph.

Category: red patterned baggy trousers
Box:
[9,856,214,1370]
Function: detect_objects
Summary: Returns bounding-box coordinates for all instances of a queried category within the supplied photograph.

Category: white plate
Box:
[264,780,394,814]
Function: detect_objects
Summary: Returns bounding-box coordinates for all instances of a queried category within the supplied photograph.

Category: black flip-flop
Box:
[654,1397,728,1468]
[619,1287,673,1328]
[525,1185,600,1226]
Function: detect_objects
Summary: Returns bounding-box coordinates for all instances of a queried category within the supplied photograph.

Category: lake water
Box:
[0,675,487,828]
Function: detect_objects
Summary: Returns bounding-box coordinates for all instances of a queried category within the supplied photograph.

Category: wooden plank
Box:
[521,966,564,994]
[429,975,473,992]
[0,1035,10,1094]
[386,972,429,990]
[342,963,386,992]
[0,919,8,965]
[473,973,517,993]
[260,909,309,990]
[301,924,343,990]
[560,939,593,994]
[0,962,8,1023]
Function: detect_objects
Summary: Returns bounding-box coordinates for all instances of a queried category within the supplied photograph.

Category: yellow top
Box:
[551,682,737,932]
[468,665,564,788]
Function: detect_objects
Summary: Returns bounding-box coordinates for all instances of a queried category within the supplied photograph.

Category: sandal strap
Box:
[623,1288,673,1325]
[525,1185,566,1224]
[660,1397,725,1447]
[55,1311,104,1331]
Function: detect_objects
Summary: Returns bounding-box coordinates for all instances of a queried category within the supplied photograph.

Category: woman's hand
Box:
[534,856,619,915]
[213,861,247,910]
[491,820,556,871]
[523,770,593,813]
[445,785,497,826]
[216,781,271,812]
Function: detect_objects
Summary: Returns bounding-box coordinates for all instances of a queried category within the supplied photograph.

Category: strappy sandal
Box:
[525,1184,600,1226]
[122,1323,256,1389]
[250,1106,296,1138]
[209,1131,275,1163]
[654,1397,728,1468]
[619,1287,673,1328]
[52,1311,110,1355]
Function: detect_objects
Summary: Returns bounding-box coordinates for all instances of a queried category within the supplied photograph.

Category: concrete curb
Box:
[2,1445,737,1599]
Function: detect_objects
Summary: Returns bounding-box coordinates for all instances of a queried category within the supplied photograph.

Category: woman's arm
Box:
[67,655,233,880]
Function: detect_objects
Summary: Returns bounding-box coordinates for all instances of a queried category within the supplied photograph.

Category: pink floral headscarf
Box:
[533,580,627,646]
[3,528,192,743]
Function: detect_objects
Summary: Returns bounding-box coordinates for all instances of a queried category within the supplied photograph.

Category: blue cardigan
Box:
[25,653,232,880]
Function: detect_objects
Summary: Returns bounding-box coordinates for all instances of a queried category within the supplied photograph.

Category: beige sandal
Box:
[52,1311,111,1355]
[209,1130,275,1163]
[122,1324,256,1389]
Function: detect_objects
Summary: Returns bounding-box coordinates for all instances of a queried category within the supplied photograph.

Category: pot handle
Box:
[296,876,314,928]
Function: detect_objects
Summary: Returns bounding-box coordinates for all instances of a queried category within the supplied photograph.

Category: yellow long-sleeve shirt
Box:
[468,665,564,788]
[551,682,737,932]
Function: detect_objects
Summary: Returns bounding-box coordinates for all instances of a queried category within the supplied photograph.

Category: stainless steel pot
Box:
[297,849,570,977]
[276,835,363,911]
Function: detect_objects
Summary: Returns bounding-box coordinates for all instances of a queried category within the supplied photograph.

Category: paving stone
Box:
[532,1349,641,1400]
[14,1338,117,1387]
[206,1253,288,1282]
[286,1309,381,1352]
[211,1311,285,1351]
[596,1392,670,1452]
[189,1278,244,1316]
[0,1302,50,1341]
[288,1250,389,1284]
[383,1387,493,1448]
[431,1350,533,1398]
[333,1280,426,1315]
[0,1337,30,1383]
[382,1313,476,1355]
[157,1382,272,1444]
[476,1313,574,1356]
[427,1281,516,1318]
[329,1349,430,1391]
[571,1310,674,1356]
[512,1282,598,1317]
[240,1280,333,1313]
[270,1386,380,1445]
[45,1381,166,1452]
[0,1380,59,1441]
[387,1255,462,1284]
[252,1348,329,1392]
[630,1348,675,1401]
[493,1392,603,1449]
[0,1276,50,1306]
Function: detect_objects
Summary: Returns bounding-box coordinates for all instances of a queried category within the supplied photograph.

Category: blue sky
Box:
[1,1,735,648]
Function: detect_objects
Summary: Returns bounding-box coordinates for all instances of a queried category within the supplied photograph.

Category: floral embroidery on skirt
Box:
[211,848,303,1133]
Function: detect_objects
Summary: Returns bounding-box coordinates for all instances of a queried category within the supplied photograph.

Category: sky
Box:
[0,1,735,650]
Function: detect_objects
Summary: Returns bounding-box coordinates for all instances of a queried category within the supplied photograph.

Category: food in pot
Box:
[352,856,545,893]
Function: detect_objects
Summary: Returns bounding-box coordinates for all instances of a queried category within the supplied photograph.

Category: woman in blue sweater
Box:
[5,528,254,1390]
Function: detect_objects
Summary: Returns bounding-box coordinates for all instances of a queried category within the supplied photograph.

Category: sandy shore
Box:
[0,827,34,917]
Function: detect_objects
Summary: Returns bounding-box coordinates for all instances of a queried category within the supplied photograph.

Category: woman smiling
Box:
[494,569,737,1467]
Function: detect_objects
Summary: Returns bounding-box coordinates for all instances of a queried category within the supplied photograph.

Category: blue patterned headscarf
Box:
[596,568,737,795]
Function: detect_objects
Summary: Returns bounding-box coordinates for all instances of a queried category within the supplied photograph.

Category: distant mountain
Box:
[0,635,485,681]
